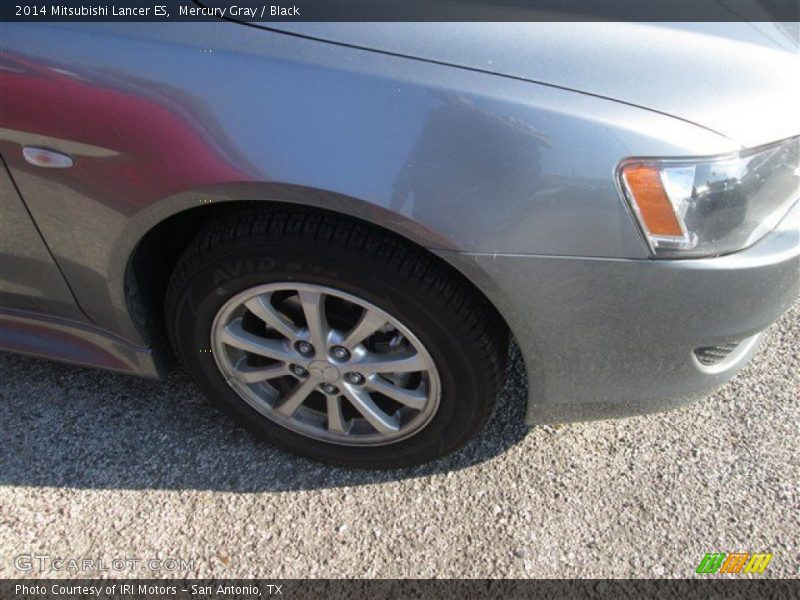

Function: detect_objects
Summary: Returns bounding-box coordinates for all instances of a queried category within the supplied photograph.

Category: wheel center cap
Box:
[308,360,340,383]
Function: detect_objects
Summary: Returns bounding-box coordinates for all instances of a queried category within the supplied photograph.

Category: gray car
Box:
[1,22,798,468]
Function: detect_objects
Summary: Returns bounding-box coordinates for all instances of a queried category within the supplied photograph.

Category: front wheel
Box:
[165,209,508,468]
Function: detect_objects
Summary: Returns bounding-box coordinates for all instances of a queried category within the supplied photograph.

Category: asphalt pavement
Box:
[1,301,797,578]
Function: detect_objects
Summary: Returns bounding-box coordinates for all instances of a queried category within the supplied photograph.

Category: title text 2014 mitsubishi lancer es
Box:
[0,22,798,467]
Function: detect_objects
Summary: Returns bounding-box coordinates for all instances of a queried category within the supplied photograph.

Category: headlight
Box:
[619,136,799,258]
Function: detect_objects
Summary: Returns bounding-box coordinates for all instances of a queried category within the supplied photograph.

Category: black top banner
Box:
[2,0,799,22]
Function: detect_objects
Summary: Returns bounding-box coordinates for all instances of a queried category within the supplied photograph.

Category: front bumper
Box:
[438,200,800,425]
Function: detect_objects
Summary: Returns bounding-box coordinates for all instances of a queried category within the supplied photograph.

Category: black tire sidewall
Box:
[170,242,494,467]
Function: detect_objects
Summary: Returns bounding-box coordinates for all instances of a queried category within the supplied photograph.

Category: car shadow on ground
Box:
[0,344,529,492]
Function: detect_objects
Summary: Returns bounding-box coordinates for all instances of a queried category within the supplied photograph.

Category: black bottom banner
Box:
[1,579,798,600]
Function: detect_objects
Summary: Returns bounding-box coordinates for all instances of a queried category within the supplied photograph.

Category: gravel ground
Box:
[1,301,797,579]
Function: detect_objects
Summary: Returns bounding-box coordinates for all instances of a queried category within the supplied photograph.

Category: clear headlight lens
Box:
[619,136,799,257]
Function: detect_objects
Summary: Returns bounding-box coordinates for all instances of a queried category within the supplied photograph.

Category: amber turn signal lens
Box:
[622,165,683,237]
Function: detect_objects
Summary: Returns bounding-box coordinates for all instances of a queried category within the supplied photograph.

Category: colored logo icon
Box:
[696,552,773,574]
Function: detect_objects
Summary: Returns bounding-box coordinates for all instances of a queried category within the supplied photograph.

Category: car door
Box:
[0,156,88,321]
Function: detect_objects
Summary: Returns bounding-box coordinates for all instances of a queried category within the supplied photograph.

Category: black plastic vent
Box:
[694,343,740,366]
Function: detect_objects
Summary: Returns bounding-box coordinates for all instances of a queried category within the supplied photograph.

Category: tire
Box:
[165,208,507,468]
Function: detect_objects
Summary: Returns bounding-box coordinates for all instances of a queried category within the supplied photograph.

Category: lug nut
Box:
[345,372,364,385]
[321,383,339,395]
[331,346,350,361]
[291,364,307,378]
[295,341,314,356]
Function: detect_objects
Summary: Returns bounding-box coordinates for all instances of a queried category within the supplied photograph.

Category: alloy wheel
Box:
[211,283,441,446]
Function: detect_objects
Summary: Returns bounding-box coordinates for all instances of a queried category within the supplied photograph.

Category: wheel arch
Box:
[122,185,517,375]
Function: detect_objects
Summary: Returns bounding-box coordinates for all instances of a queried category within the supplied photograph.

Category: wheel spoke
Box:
[326,395,349,434]
[341,309,386,348]
[353,349,427,375]
[298,290,329,352]
[244,294,301,341]
[220,319,295,363]
[232,358,289,384]
[366,376,427,410]
[341,386,400,433]
[275,377,317,417]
